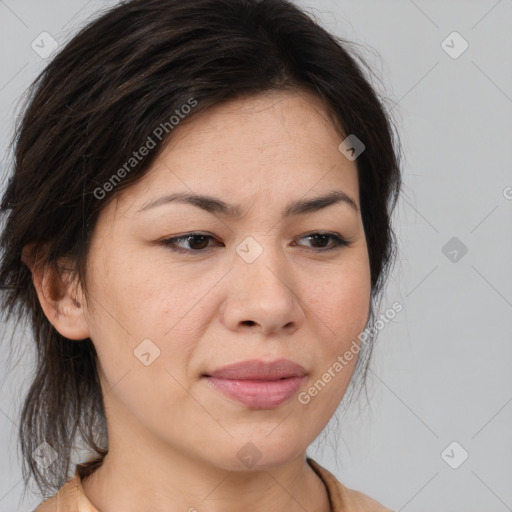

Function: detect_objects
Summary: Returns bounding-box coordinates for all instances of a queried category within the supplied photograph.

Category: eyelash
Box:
[158,232,351,255]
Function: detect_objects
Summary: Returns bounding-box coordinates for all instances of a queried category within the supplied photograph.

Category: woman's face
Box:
[80,89,371,470]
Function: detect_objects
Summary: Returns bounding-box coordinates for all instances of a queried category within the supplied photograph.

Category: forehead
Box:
[164,89,343,156]
[113,89,359,217]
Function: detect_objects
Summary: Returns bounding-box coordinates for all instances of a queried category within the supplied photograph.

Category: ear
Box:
[21,243,91,341]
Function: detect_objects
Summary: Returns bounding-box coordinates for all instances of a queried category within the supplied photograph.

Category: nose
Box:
[220,243,306,337]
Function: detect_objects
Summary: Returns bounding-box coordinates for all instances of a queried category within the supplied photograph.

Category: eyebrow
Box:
[137,189,359,217]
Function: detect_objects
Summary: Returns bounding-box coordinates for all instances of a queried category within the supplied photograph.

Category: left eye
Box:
[294,233,350,251]
[159,232,350,254]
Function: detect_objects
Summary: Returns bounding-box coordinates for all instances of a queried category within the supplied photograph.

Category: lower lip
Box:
[204,376,306,409]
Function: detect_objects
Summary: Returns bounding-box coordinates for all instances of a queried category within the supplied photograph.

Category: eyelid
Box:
[158,231,351,255]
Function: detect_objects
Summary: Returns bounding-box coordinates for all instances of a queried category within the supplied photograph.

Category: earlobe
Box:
[23,245,91,341]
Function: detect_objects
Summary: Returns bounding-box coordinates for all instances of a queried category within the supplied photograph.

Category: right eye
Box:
[158,233,221,254]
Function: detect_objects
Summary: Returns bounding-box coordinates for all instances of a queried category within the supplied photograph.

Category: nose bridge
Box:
[235,234,289,295]
[222,233,304,335]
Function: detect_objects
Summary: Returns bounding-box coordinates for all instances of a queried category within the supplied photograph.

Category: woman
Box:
[0,0,401,510]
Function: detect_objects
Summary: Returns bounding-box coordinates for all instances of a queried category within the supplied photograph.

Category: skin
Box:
[28,89,371,512]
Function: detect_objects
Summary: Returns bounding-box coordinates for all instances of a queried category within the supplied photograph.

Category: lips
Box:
[204,358,307,380]
[203,359,307,409]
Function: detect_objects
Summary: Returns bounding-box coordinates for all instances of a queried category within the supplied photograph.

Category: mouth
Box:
[202,375,306,409]
[204,358,307,380]
[202,358,307,409]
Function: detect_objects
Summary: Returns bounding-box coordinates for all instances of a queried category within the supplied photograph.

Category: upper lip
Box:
[204,358,307,380]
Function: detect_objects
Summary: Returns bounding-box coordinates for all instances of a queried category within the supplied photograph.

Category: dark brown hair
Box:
[0,0,401,499]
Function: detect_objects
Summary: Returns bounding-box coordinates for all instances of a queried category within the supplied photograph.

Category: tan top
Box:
[33,457,394,512]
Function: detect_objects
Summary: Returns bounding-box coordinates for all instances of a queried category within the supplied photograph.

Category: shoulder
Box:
[32,498,55,512]
[307,457,394,512]
[32,489,66,512]
[32,473,88,512]
[341,487,395,512]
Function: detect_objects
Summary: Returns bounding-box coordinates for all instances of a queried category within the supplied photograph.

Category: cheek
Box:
[303,254,371,346]
[337,266,371,334]
[86,241,199,336]
[85,252,223,400]
[297,258,371,417]
[85,276,197,426]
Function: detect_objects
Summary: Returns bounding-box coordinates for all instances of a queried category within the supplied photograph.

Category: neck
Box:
[81,446,331,512]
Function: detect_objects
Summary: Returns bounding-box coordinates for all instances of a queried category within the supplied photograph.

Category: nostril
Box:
[242,320,256,326]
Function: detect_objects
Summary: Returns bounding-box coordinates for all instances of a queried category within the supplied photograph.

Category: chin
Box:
[208,441,305,472]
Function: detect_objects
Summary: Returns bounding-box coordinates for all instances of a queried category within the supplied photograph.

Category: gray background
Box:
[1,1,511,511]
